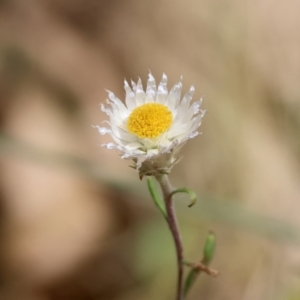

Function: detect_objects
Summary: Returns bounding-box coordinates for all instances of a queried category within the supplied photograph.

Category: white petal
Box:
[177,130,199,144]
[101,103,112,116]
[110,133,132,148]
[162,139,179,153]
[199,108,206,118]
[144,94,155,103]
[167,80,182,110]
[107,91,126,109]
[94,125,111,135]
[173,103,195,125]
[167,122,194,139]
[110,123,136,143]
[192,98,203,114]
[125,142,143,150]
[102,143,117,150]
[189,131,199,139]
[146,72,156,98]
[109,102,125,123]
[173,115,202,141]
[135,78,146,106]
[178,86,195,112]
[131,79,137,92]
[156,73,168,104]
[124,80,136,111]
[159,138,173,149]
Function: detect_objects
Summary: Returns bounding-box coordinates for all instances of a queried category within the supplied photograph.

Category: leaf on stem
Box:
[147,176,167,219]
[184,266,199,297]
[202,231,216,265]
[169,188,197,207]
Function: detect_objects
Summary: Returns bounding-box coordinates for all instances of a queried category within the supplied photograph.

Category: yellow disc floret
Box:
[127,103,173,138]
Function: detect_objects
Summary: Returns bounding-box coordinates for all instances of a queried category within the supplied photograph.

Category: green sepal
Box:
[184,268,199,297]
[202,231,216,265]
[169,188,197,207]
[147,176,167,219]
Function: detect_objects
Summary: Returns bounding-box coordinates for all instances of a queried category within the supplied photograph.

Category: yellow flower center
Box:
[127,103,173,138]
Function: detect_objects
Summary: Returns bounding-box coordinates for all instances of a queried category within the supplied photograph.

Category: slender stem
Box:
[156,174,184,300]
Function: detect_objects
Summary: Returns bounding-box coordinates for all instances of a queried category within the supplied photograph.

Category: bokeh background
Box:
[0,0,300,299]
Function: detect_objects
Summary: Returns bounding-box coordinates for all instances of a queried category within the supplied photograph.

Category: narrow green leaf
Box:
[147,176,167,219]
[169,188,197,207]
[184,268,199,297]
[202,231,216,265]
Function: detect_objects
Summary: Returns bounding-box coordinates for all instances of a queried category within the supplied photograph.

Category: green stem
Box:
[155,174,184,300]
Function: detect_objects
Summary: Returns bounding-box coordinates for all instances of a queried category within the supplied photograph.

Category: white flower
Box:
[96,73,205,178]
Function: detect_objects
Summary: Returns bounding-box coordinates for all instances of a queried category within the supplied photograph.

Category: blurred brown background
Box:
[0,0,300,299]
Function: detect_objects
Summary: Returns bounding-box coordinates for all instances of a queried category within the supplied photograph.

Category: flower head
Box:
[96,73,205,178]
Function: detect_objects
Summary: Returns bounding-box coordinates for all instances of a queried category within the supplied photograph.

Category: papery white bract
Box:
[96,73,205,178]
